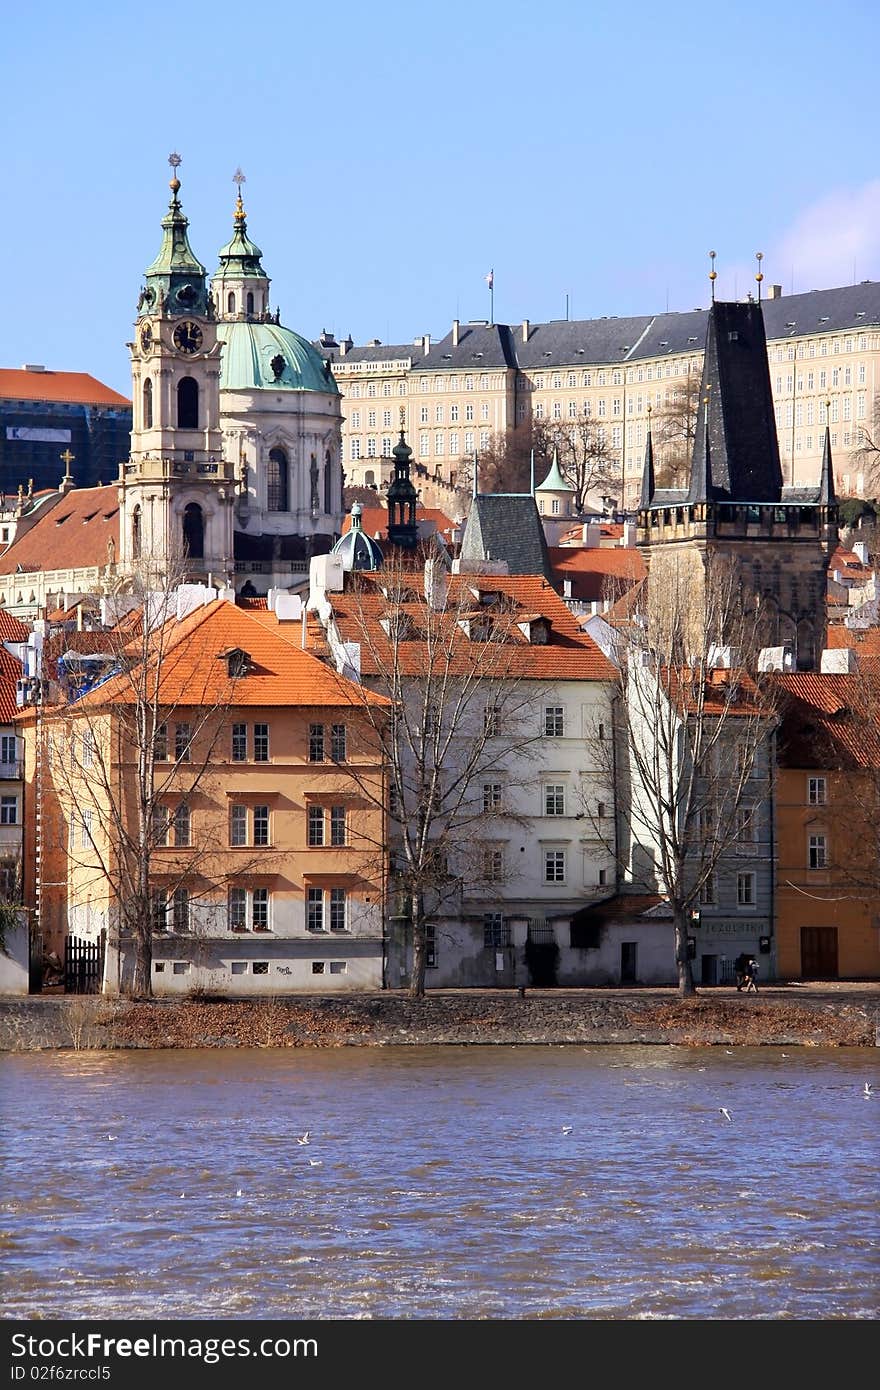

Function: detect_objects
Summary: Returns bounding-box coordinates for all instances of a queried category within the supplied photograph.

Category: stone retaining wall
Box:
[1,991,877,1050]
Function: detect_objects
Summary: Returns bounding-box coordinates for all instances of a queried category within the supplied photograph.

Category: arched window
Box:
[182,503,204,558]
[246,291,254,315]
[364,470,375,486]
[177,377,199,429]
[132,505,141,559]
[227,291,235,314]
[324,449,333,514]
[267,448,288,511]
[143,378,153,430]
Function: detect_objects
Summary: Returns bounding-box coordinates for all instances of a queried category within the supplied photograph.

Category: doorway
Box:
[620,941,637,984]
[701,954,718,987]
[800,927,838,979]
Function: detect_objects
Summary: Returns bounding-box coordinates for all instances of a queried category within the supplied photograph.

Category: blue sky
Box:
[2,0,878,397]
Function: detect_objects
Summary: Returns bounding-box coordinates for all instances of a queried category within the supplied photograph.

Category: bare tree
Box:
[651,360,703,490]
[313,553,552,996]
[595,555,777,996]
[531,417,619,514]
[849,392,880,496]
[31,553,249,998]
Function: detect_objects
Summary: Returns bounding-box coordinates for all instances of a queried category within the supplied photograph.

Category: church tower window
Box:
[227,291,236,314]
[177,378,199,429]
[143,378,153,429]
[267,448,289,511]
[132,506,142,560]
[246,291,254,315]
[182,503,204,559]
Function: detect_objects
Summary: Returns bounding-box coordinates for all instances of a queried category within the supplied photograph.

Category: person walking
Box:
[744,957,759,994]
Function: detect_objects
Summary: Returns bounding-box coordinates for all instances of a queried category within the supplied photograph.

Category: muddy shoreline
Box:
[1,988,877,1050]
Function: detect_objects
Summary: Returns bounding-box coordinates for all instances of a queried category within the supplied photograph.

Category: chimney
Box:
[852,540,869,565]
[521,319,530,343]
[452,319,460,347]
[766,285,783,300]
[422,334,431,357]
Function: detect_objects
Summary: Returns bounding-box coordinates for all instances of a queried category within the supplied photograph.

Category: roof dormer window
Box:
[218,647,252,678]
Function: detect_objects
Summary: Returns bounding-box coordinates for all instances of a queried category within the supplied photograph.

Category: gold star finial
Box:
[233,167,246,221]
[168,151,182,196]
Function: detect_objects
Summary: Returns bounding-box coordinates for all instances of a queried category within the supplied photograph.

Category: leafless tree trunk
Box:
[651,359,703,491]
[594,556,778,996]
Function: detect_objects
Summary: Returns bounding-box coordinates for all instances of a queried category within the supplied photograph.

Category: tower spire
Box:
[141,154,208,317]
[818,400,836,506]
[639,405,655,510]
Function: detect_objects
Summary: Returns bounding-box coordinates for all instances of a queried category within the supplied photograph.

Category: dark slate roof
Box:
[315,341,422,367]
[688,302,783,505]
[459,494,553,579]
[418,323,517,372]
[626,308,709,360]
[516,316,655,369]
[761,281,880,338]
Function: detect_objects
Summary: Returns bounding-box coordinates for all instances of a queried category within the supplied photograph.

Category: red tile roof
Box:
[342,506,458,539]
[0,369,130,408]
[318,572,616,681]
[0,485,119,576]
[0,646,22,723]
[774,673,880,769]
[548,545,646,602]
[0,609,30,641]
[74,599,389,711]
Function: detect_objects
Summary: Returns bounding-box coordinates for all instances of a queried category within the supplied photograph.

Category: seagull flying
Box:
[296,1132,311,1145]
[179,1191,186,1199]
[106,1134,117,1141]
[235,1188,243,1197]
[308,1159,323,1167]
[719,1108,733,1123]
[561,1126,573,1135]
[863,1083,874,1097]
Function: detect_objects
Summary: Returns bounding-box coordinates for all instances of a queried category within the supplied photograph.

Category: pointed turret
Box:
[139,159,209,318]
[688,385,713,506]
[213,171,271,322]
[818,410,836,506]
[639,407,655,510]
[387,422,419,549]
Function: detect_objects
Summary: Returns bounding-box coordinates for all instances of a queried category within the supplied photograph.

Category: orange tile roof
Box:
[342,506,458,539]
[774,673,880,769]
[0,368,130,408]
[0,609,30,641]
[548,545,645,602]
[74,599,389,711]
[318,572,616,681]
[0,646,22,723]
[0,485,119,576]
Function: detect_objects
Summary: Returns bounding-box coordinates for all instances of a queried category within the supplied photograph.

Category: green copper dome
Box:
[217,320,340,395]
[139,170,209,318]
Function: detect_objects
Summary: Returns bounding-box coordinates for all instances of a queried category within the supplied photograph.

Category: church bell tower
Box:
[119,154,234,582]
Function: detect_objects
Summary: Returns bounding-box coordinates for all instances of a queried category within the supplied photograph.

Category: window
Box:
[736,807,755,844]
[483,782,502,811]
[808,834,827,870]
[329,888,347,931]
[173,803,190,847]
[177,377,199,429]
[545,785,565,816]
[267,448,289,511]
[307,887,325,932]
[0,735,16,765]
[253,723,269,762]
[544,850,566,883]
[152,890,169,933]
[175,723,191,762]
[330,806,346,846]
[79,809,93,849]
[699,874,716,906]
[465,403,474,422]
[81,730,95,768]
[311,961,325,974]
[253,805,269,847]
[230,805,248,847]
[426,923,437,969]
[483,913,510,947]
[172,887,189,933]
[309,723,324,761]
[0,796,18,825]
[484,704,500,737]
[736,872,756,906]
[308,806,324,846]
[544,705,564,737]
[808,776,826,805]
[330,724,346,762]
[252,888,269,931]
[450,403,459,422]
[231,723,247,762]
[154,723,167,760]
[482,847,503,881]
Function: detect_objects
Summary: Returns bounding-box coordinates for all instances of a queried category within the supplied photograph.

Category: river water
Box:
[1,1046,877,1321]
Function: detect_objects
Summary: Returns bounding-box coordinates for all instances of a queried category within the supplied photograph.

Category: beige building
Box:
[320,281,880,509]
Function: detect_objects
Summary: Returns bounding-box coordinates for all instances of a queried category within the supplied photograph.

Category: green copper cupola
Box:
[137,154,210,320]
[213,169,271,322]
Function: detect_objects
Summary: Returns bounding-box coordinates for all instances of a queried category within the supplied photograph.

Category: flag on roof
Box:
[485,269,494,289]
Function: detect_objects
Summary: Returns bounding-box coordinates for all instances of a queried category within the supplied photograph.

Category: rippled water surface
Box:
[2,1046,878,1320]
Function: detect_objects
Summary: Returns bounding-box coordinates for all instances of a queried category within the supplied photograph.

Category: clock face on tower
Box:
[139,322,153,353]
[173,320,203,354]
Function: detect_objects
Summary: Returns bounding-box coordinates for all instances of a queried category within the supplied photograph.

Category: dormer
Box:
[379,611,414,641]
[516,614,551,645]
[217,646,253,678]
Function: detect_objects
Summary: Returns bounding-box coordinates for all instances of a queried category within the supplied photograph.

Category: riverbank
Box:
[1,984,877,1049]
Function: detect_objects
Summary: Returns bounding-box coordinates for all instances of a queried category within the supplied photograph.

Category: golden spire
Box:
[755,250,764,302]
[708,250,717,302]
[233,167,246,223]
